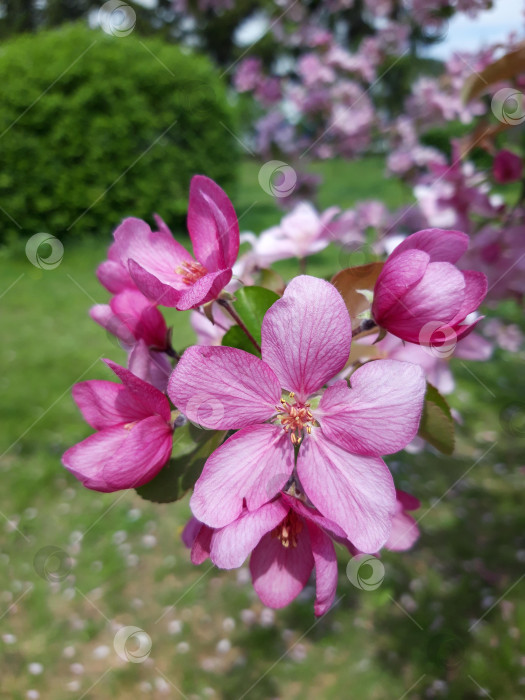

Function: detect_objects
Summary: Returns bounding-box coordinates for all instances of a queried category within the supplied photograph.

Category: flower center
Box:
[271,510,303,548]
[275,392,314,445]
[175,260,207,286]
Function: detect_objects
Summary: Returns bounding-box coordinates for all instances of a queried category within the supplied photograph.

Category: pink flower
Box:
[90,289,169,350]
[184,492,349,616]
[372,229,488,346]
[62,361,174,492]
[493,149,522,184]
[113,176,239,310]
[384,490,420,552]
[169,275,426,552]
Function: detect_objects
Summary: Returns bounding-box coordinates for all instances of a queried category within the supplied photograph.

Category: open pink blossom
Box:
[372,228,488,346]
[62,360,174,492]
[184,492,348,616]
[113,176,239,310]
[493,149,522,184]
[169,275,426,552]
[90,289,169,350]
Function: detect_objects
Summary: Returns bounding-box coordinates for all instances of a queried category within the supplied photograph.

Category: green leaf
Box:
[221,286,279,354]
[222,325,258,355]
[135,426,227,504]
[418,383,455,455]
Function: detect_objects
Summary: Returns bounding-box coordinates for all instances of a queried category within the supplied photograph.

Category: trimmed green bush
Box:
[0,23,238,240]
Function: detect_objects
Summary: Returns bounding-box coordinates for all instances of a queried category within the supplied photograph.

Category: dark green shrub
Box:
[0,22,238,240]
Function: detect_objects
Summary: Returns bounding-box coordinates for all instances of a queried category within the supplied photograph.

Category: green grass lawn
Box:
[1,158,524,700]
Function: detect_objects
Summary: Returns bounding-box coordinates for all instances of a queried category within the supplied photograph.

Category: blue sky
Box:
[427,0,521,58]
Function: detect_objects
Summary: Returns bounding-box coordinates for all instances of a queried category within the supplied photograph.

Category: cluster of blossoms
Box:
[226,0,525,345]
[63,175,488,614]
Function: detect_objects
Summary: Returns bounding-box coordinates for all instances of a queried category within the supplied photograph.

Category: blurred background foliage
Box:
[0,23,237,241]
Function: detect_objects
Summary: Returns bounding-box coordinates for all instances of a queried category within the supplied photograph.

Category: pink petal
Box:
[96,259,134,294]
[72,380,149,429]
[305,521,338,616]
[261,276,352,401]
[191,524,214,564]
[372,249,429,320]
[190,424,294,528]
[89,304,135,346]
[250,528,314,609]
[449,270,487,325]
[384,511,419,552]
[396,489,420,511]
[379,262,466,344]
[110,289,168,349]
[317,360,426,456]
[390,229,469,263]
[168,346,281,430]
[127,341,172,393]
[62,417,172,492]
[175,269,233,311]
[114,217,191,287]
[182,517,202,549]
[187,175,240,271]
[105,360,171,422]
[210,500,289,569]
[297,431,396,553]
[284,494,347,540]
[128,259,183,308]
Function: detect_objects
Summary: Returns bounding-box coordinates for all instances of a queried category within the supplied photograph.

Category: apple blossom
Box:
[169,275,426,552]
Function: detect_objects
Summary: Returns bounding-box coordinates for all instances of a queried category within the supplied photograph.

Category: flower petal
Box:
[175,269,232,311]
[317,360,426,456]
[385,512,419,552]
[250,527,314,609]
[62,417,172,492]
[188,175,240,271]
[378,261,466,343]
[305,521,338,616]
[90,304,135,346]
[389,228,469,263]
[128,259,183,308]
[102,416,173,491]
[168,346,281,430]
[104,360,171,422]
[261,275,352,400]
[372,249,429,320]
[110,289,168,349]
[210,500,289,569]
[297,431,396,552]
[449,270,487,325]
[127,341,172,394]
[190,424,294,528]
[72,380,148,429]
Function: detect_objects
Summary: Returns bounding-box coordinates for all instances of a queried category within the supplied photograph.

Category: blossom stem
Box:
[218,299,262,353]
